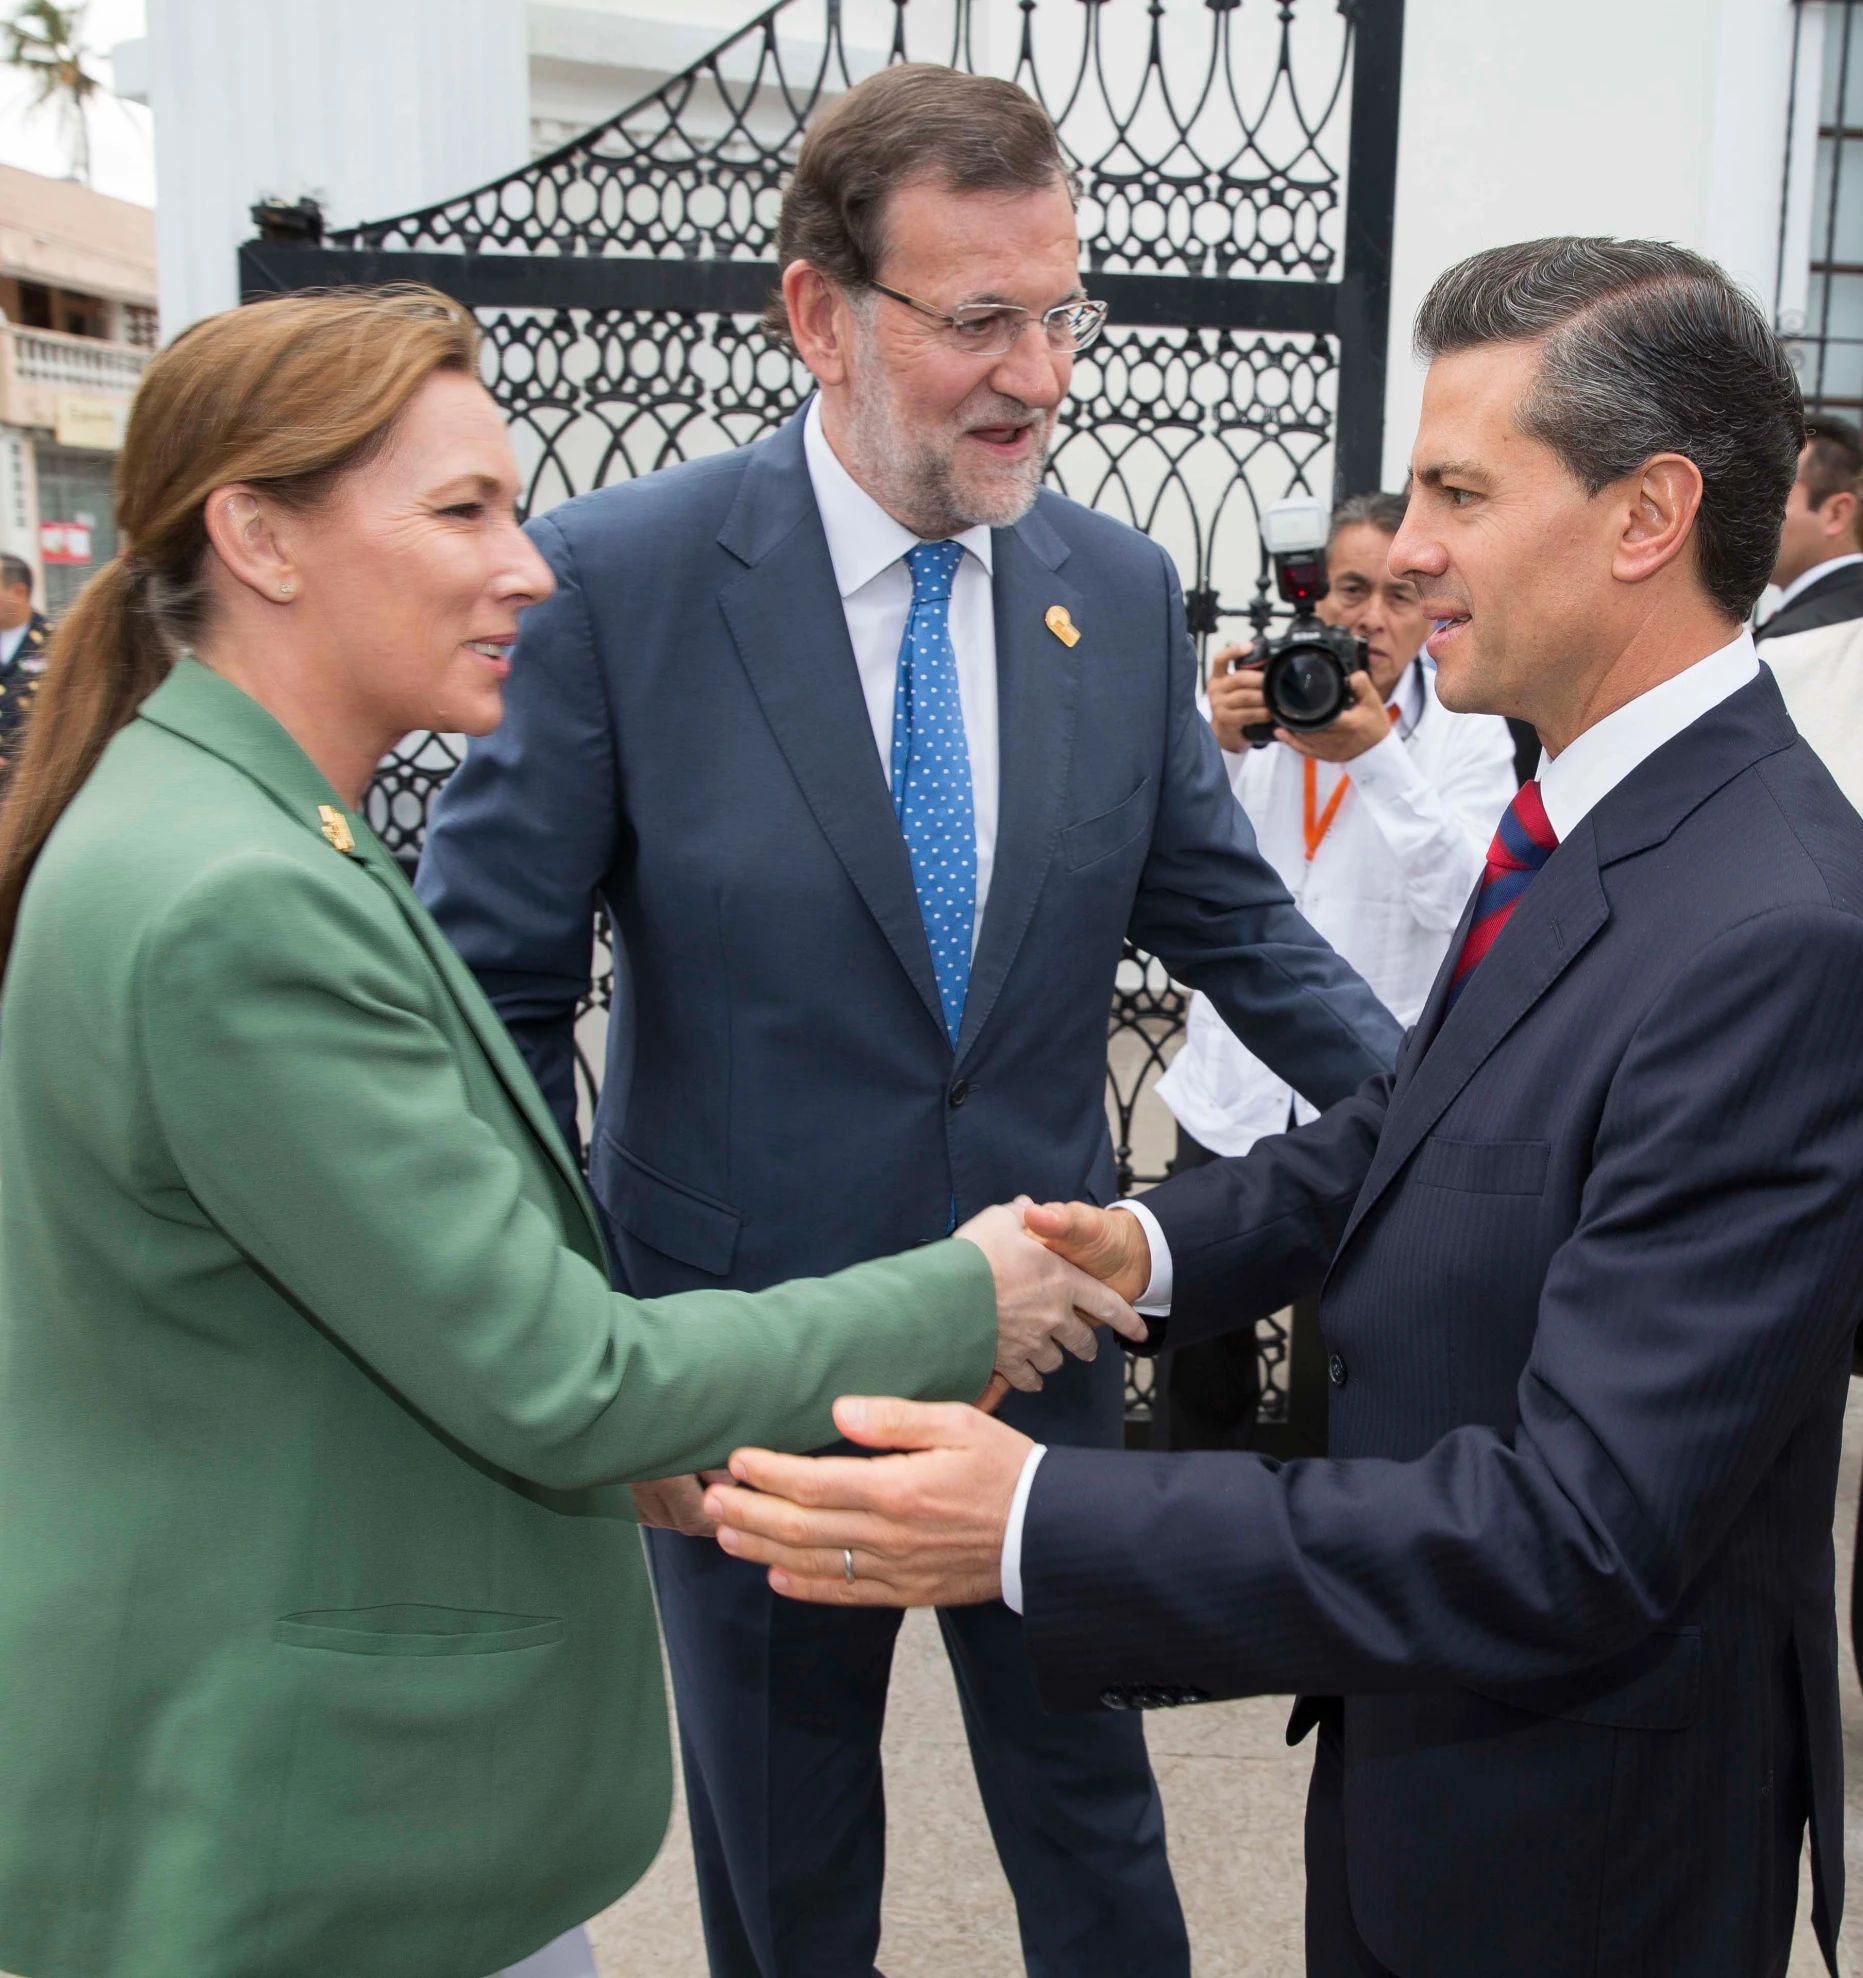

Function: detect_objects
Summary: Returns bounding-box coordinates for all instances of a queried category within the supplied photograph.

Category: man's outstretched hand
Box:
[955,1200,1146,1398]
[705,1396,1032,1608]
[1021,1199,1153,1306]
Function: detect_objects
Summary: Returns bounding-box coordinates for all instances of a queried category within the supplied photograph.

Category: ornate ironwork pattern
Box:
[339,0,1354,287]
[1105,943,1185,1198]
[365,730,466,867]
[287,0,1405,1446]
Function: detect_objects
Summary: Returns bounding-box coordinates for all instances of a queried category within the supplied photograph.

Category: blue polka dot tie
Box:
[892,541,975,1046]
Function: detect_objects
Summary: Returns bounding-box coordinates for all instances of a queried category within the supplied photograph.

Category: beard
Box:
[842,322,1053,538]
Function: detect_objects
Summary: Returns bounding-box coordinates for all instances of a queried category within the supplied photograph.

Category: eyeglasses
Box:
[867,282,1109,358]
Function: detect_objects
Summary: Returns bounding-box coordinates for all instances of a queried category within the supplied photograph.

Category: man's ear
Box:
[1824,485,1861,547]
[1612,453,1704,588]
[783,261,855,389]
[202,486,300,604]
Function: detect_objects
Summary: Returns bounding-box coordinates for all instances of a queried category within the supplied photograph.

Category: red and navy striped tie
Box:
[1446,780,1560,1010]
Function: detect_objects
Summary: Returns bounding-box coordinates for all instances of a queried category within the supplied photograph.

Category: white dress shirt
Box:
[0,621,26,671]
[802,395,999,948]
[1001,628,1761,1614]
[1156,657,1516,1157]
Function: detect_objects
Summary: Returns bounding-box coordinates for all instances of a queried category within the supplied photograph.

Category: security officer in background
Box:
[1751,417,1863,1687]
[1756,413,1863,646]
[0,554,50,778]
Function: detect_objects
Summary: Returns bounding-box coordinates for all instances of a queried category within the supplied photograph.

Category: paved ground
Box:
[589,1385,1863,1977]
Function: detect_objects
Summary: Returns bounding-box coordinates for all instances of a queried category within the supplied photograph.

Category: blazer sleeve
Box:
[416,511,613,1153]
[1022,902,1863,1709]
[1124,547,1404,1108]
[1134,1063,1393,1355]
[137,852,997,1491]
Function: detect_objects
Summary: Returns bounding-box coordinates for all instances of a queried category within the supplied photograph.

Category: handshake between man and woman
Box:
[8,177,1863,1978]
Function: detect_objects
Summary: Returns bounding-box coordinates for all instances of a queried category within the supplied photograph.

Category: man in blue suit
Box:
[708,239,1863,1977]
[419,61,1398,1978]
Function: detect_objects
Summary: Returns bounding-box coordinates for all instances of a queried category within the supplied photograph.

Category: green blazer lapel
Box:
[349,825,605,1251]
[136,660,605,1256]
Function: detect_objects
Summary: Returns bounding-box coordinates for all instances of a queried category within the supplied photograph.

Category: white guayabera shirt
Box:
[1156,654,1517,1158]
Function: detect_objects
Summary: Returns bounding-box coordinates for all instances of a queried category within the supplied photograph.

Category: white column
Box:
[1702,0,1803,317]
[143,0,531,338]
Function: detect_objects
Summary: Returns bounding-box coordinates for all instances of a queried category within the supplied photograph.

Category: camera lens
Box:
[1270,648,1347,729]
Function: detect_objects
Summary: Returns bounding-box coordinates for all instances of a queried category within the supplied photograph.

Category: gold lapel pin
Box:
[317,805,355,855]
[1045,604,1081,648]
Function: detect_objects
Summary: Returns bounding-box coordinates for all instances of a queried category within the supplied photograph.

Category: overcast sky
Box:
[0,0,154,207]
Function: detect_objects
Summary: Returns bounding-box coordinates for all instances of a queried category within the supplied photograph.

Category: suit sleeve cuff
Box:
[1110,1198,1173,1314]
[999,1443,1048,1615]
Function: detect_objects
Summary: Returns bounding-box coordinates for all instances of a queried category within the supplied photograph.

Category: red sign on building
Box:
[39,521,93,566]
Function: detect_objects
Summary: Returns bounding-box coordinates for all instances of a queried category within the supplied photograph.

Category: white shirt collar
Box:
[803,394,992,596]
[0,622,23,669]
[1774,551,1863,614]
[1536,628,1759,842]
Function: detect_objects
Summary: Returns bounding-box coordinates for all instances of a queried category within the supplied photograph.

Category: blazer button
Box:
[949,1079,970,1108]
[1327,1352,1348,1388]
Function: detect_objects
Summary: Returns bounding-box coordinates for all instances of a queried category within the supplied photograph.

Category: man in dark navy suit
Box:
[0,553,50,780]
[420,62,1398,1978]
[1757,414,1863,645]
[711,239,1863,1978]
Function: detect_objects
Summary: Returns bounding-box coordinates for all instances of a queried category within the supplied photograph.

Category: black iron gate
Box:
[241,0,1403,1445]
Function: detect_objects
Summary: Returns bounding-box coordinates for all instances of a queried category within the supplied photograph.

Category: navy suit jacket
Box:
[418,407,1398,1447]
[1022,670,1863,1971]
[1756,559,1863,642]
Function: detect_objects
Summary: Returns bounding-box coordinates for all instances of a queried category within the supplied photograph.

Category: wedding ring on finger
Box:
[843,1547,856,1585]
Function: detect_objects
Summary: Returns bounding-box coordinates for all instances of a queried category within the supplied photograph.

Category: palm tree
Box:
[4,1,103,187]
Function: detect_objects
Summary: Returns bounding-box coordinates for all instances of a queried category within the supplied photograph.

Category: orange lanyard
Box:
[1300,704,1402,862]
[1302,758,1350,862]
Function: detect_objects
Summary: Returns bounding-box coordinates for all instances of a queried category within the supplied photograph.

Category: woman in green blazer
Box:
[0,288,1136,1978]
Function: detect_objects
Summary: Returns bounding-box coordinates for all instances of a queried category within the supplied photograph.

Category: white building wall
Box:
[1382,0,1801,487]
[145,0,532,335]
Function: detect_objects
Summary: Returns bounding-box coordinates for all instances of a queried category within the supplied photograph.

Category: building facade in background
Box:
[1784,0,1863,418]
[0,166,154,618]
[82,0,1863,572]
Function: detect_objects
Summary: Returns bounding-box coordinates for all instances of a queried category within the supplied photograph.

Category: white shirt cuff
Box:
[999,1443,1047,1615]
[1110,1198,1174,1314]
[1338,724,1425,802]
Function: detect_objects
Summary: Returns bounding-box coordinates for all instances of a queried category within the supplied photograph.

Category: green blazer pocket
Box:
[1061,777,1153,872]
[274,1604,566,1656]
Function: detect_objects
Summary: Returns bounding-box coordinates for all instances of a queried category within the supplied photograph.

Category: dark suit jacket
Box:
[419,407,1399,1447]
[1756,559,1863,642]
[0,609,49,771]
[1022,670,1863,1971]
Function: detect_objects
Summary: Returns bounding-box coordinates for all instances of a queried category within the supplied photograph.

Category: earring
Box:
[277,582,294,598]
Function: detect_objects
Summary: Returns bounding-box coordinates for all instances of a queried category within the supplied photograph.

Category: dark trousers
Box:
[646,1527,1189,1978]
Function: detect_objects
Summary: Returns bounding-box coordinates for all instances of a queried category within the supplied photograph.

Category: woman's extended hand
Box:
[954,1200,1147,1393]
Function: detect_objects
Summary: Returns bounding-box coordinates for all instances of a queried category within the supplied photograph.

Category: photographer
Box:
[1156,491,1517,1447]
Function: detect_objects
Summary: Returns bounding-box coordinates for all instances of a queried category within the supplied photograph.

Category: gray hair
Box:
[1414,238,1804,619]
[0,553,31,596]
[1330,491,1408,544]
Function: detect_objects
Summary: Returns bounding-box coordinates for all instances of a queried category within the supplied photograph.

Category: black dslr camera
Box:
[1241,497,1369,748]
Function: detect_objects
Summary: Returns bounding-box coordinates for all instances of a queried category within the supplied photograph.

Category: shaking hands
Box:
[702,1197,1154,1606]
[954,1198,1148,1403]
[629,1197,1149,1539]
